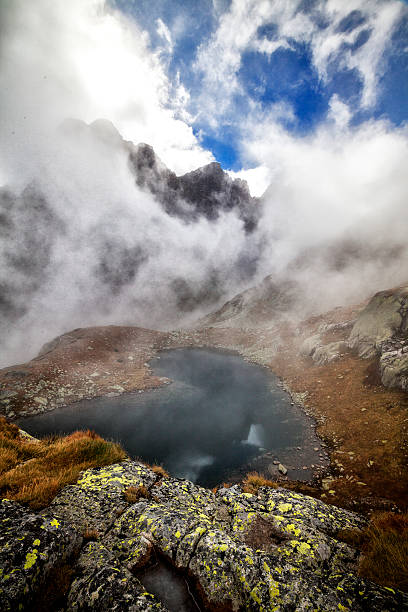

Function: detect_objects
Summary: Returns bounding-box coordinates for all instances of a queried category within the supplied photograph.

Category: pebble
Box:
[33,397,47,405]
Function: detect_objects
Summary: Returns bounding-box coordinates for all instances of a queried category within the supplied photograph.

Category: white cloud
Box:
[311,0,404,109]
[228,166,271,197]
[156,17,173,52]
[194,0,405,129]
[242,114,408,309]
[0,0,212,176]
[328,94,352,128]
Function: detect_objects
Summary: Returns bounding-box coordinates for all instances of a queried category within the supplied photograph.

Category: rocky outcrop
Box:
[1,460,407,611]
[61,118,259,232]
[379,339,408,391]
[349,285,408,358]
[300,334,348,366]
[349,285,408,390]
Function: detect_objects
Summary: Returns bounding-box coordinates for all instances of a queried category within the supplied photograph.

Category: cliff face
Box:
[1,460,407,611]
[129,142,258,232]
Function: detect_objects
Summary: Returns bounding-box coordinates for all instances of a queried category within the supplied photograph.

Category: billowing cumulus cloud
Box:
[194,0,405,128]
[0,0,213,176]
[248,116,408,312]
[0,0,407,368]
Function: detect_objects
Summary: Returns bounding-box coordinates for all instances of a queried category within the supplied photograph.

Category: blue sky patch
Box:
[112,0,408,170]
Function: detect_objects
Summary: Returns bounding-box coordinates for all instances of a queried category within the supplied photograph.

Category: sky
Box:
[0,0,407,365]
[113,0,408,180]
[1,0,407,194]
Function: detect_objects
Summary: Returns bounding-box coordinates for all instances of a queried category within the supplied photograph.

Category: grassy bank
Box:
[0,417,126,509]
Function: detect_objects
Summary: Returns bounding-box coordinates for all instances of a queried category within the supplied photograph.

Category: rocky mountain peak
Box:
[58,118,259,230]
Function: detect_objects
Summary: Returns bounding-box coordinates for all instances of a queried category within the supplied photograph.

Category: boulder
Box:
[300,335,347,365]
[2,461,407,611]
[41,460,158,534]
[349,286,408,358]
[300,334,321,357]
[312,340,348,365]
[380,348,408,391]
[67,541,167,611]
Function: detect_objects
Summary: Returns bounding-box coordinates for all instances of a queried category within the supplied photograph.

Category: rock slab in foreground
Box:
[1,460,407,611]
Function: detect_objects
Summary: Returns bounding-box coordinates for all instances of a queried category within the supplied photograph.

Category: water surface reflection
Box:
[20,348,322,486]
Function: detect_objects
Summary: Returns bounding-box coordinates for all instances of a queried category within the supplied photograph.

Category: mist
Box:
[1,0,407,367]
[250,114,408,315]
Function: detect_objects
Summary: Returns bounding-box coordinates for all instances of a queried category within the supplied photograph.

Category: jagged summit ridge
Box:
[61,117,259,230]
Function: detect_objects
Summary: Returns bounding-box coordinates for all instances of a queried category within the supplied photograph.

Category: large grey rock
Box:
[2,462,407,611]
[348,285,408,390]
[312,340,348,365]
[300,334,347,365]
[349,286,408,358]
[300,333,321,357]
[380,343,408,391]
[64,463,407,611]
[41,460,158,534]
[67,541,167,611]
[0,499,81,611]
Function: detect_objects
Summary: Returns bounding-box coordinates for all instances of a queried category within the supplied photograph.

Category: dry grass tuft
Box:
[338,512,408,592]
[0,417,20,439]
[242,472,278,495]
[151,464,169,478]
[82,527,100,541]
[123,484,150,503]
[0,419,126,510]
[244,515,290,552]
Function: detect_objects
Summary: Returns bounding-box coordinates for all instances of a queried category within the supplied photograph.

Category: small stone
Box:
[0,390,17,399]
[278,463,287,475]
[108,385,125,392]
[33,396,47,405]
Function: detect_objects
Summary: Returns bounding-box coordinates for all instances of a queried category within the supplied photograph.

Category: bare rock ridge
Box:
[197,277,300,329]
[1,460,407,611]
[62,118,259,231]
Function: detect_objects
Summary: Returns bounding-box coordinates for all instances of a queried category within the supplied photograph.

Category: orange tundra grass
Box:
[0,417,126,509]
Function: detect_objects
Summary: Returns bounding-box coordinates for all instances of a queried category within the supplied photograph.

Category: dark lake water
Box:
[19,348,326,486]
